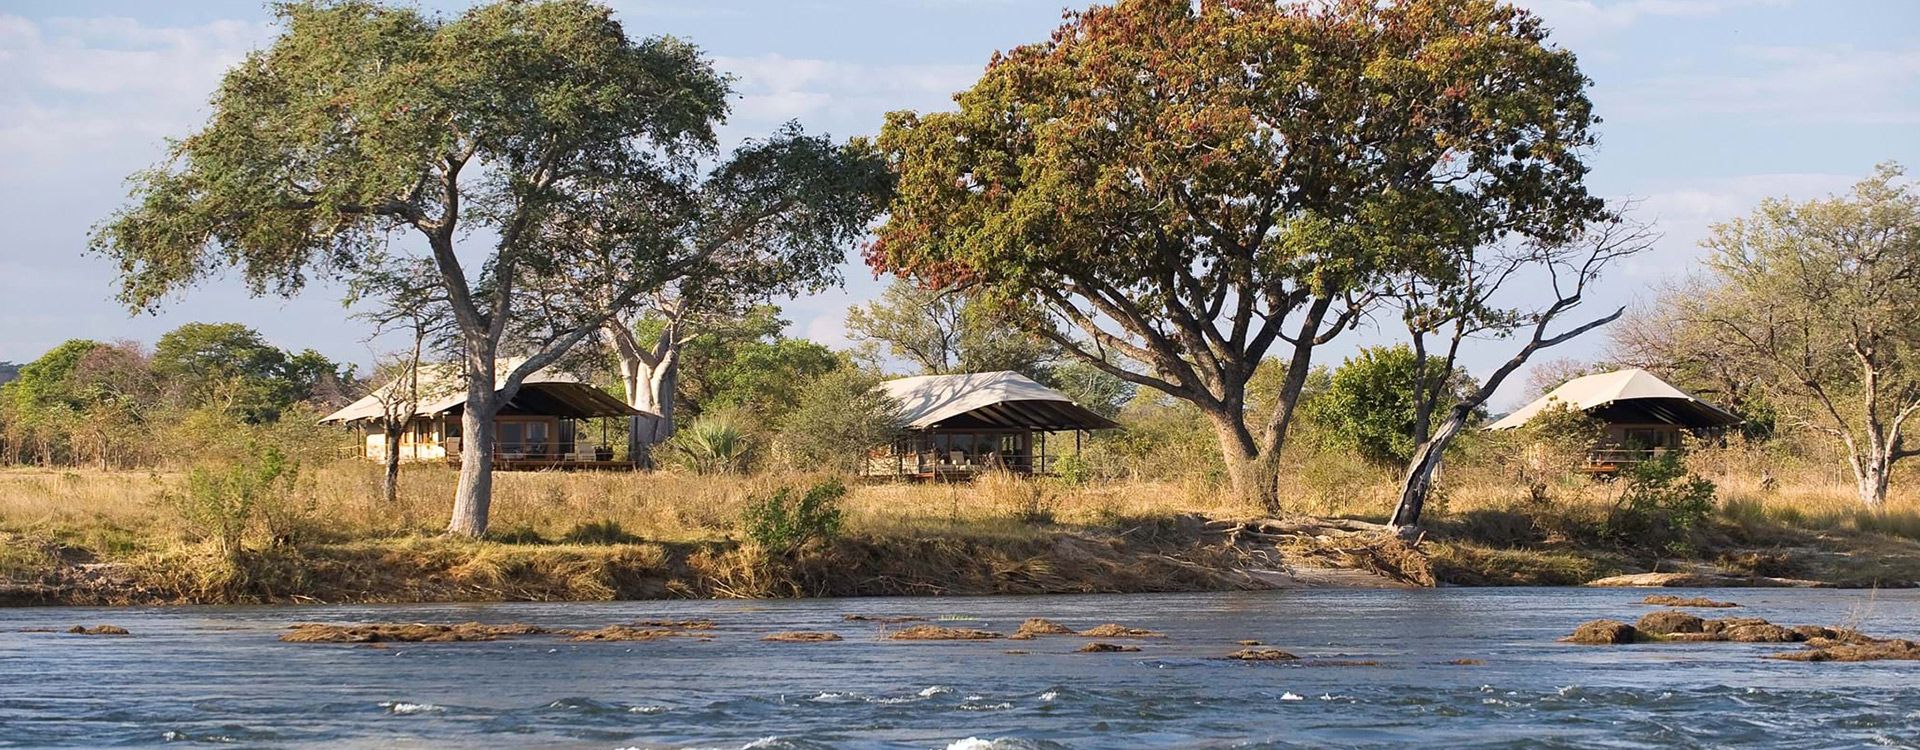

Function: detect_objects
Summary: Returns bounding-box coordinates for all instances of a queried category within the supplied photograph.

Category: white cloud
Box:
[714,53,978,131]
[1512,0,1787,40]
[0,14,270,174]
[1610,45,1920,125]
[1609,171,1859,279]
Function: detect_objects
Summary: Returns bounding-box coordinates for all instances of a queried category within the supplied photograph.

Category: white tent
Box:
[320,365,637,425]
[1487,368,1739,431]
[876,371,1119,431]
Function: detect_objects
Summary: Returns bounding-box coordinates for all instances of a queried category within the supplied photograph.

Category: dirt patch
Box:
[66,624,129,636]
[1643,595,1739,608]
[1077,642,1141,653]
[1636,611,1706,635]
[1228,647,1298,661]
[282,622,549,643]
[1562,619,1637,644]
[1076,623,1166,638]
[1237,639,1262,646]
[761,631,842,643]
[887,625,1002,641]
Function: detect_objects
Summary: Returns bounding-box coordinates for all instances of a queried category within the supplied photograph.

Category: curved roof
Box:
[877,371,1120,431]
[1487,368,1740,431]
[320,366,641,425]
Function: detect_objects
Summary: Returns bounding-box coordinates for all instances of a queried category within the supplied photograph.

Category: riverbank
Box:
[2,466,1918,606]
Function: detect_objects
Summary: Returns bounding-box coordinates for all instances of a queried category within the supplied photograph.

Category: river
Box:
[2,588,1917,749]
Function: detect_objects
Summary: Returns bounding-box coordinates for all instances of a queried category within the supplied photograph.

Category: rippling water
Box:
[3,588,1917,749]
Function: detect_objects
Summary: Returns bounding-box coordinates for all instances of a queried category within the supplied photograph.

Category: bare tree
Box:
[1389,215,1655,529]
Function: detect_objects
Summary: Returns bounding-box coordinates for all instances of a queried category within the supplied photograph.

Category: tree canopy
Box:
[90,0,738,535]
[1679,163,1920,506]
[871,0,1602,511]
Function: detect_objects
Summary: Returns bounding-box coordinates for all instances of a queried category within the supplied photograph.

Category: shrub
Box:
[666,412,754,475]
[1606,452,1716,556]
[771,370,903,474]
[739,479,846,555]
[162,445,302,562]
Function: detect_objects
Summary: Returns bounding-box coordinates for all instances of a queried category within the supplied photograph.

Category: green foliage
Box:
[1683,163,1920,504]
[1305,345,1474,465]
[739,479,846,555]
[643,306,841,420]
[153,322,344,423]
[162,443,304,562]
[772,369,905,474]
[845,279,1061,380]
[1605,452,1717,556]
[665,412,755,475]
[870,0,1602,506]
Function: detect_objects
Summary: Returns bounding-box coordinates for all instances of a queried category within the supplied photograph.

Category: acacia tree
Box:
[872,0,1601,511]
[571,126,889,461]
[1386,215,1651,529]
[92,0,731,536]
[845,279,1063,379]
[1682,164,1919,507]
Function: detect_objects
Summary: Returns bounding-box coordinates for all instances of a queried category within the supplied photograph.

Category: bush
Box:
[739,479,846,555]
[666,412,754,474]
[771,370,903,474]
[162,445,303,561]
[1606,452,1716,556]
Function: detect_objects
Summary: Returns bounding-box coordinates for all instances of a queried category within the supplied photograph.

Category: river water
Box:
[2,588,1917,749]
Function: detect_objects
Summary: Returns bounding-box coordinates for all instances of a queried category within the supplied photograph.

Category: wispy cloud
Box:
[715,53,979,133]
[1609,44,1920,125]
[0,14,269,173]
[1512,0,1789,39]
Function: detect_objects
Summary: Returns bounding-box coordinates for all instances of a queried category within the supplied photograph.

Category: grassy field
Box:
[2,447,1917,605]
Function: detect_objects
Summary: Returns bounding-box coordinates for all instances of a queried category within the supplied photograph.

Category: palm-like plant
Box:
[666,413,753,475]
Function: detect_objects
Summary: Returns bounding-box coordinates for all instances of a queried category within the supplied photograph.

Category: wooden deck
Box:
[444,455,638,472]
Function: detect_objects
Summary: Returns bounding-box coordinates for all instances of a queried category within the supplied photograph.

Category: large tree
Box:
[582,126,890,459]
[92,0,731,536]
[1681,163,1919,508]
[871,0,1602,512]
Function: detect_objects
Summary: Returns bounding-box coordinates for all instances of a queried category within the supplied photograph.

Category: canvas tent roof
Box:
[877,371,1121,432]
[1486,368,1740,431]
[320,365,640,425]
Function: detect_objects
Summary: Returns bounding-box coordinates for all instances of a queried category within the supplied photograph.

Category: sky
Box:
[1,0,1915,408]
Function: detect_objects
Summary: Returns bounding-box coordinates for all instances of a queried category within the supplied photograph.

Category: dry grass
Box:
[3,442,1918,600]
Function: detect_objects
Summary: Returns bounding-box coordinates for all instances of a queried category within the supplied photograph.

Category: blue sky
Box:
[1,0,1915,406]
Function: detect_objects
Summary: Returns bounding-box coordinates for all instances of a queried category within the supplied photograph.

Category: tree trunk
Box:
[1853,454,1890,508]
[1390,414,1468,529]
[1212,415,1281,515]
[447,359,500,538]
[617,346,678,469]
[382,423,403,504]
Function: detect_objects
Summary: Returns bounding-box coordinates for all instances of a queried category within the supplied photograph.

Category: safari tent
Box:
[1487,367,1740,470]
[866,371,1120,479]
[320,366,642,471]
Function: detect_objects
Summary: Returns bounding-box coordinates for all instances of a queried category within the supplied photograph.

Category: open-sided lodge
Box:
[320,368,643,471]
[1487,368,1741,472]
[866,371,1120,480]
